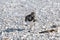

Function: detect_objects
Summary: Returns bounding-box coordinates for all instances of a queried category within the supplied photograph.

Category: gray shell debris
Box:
[3,28,25,32]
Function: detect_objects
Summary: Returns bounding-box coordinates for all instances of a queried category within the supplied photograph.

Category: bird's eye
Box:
[51,25,57,28]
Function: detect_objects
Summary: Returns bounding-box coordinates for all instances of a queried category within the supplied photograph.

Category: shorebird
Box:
[25,12,36,22]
